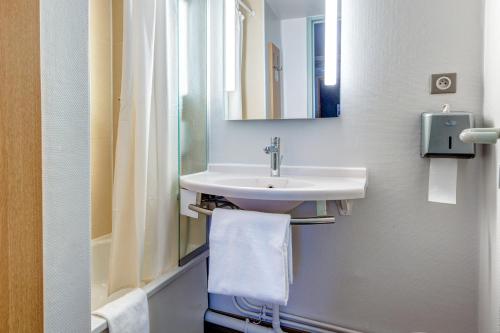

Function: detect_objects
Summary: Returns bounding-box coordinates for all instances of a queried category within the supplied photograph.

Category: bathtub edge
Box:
[91,250,209,333]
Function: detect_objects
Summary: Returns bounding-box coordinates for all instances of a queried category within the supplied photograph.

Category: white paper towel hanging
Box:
[428,159,458,205]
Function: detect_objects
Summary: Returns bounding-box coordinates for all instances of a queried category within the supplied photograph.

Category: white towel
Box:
[208,208,292,305]
[93,289,150,333]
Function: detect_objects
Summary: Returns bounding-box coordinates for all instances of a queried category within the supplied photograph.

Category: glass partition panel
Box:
[178,0,208,264]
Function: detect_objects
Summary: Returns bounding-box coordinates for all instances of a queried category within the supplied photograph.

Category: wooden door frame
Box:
[0,1,44,332]
[268,42,282,119]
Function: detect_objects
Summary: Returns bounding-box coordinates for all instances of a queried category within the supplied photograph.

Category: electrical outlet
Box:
[431,73,457,94]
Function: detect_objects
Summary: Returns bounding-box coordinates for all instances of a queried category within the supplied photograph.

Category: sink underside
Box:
[225,197,303,213]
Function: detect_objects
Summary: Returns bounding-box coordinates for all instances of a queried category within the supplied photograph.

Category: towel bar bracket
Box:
[335,200,354,216]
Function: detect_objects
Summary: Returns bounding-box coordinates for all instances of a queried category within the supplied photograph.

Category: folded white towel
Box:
[208,208,292,305]
[93,288,150,333]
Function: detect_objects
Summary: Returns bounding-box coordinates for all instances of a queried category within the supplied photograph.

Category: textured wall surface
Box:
[209,0,483,332]
[41,0,91,331]
[480,0,500,332]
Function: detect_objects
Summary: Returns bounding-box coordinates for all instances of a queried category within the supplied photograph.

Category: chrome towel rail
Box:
[188,204,335,225]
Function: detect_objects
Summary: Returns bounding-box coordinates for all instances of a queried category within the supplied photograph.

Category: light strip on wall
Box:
[324,0,338,86]
[225,0,236,92]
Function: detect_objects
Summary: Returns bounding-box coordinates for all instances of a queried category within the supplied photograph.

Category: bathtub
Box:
[91,234,130,310]
[91,233,209,332]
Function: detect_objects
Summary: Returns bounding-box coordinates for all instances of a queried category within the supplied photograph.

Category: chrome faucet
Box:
[264,137,282,177]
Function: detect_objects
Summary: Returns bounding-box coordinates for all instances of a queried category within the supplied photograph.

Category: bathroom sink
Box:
[180,164,368,213]
[214,177,314,189]
[211,177,315,212]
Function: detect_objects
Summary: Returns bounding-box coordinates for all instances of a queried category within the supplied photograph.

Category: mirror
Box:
[224,0,341,120]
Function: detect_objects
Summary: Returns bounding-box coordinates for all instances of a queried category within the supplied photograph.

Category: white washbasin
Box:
[214,177,314,189]
[181,164,368,213]
[212,177,315,212]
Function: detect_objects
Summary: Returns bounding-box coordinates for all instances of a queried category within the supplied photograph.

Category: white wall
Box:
[41,0,91,331]
[281,18,308,119]
[209,0,483,332]
[480,0,500,332]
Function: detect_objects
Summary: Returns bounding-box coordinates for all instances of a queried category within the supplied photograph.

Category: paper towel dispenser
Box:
[421,111,475,158]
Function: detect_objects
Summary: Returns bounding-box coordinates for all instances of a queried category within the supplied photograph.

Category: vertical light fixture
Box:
[324,0,338,86]
[225,0,236,92]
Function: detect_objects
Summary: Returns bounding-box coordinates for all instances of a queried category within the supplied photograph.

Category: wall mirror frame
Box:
[224,0,342,120]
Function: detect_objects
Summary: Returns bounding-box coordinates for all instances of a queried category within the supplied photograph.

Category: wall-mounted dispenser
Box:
[421,105,475,205]
[421,111,475,159]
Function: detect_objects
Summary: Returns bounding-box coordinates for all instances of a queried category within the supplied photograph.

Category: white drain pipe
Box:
[205,311,274,333]
[205,297,364,333]
[229,298,284,333]
[272,305,284,333]
[205,309,336,333]
[237,297,363,333]
[230,298,336,333]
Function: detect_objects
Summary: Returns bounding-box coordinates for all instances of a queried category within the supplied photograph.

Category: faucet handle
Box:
[264,137,280,154]
[264,145,278,154]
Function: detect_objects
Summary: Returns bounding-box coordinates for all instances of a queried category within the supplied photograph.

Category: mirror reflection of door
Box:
[268,42,282,119]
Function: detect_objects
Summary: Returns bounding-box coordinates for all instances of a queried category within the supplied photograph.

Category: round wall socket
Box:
[436,76,452,90]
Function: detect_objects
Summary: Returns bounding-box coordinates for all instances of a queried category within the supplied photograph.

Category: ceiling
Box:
[266,0,325,20]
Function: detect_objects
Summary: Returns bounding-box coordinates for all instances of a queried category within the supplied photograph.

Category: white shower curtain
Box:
[108,0,178,294]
